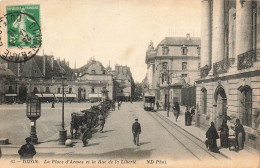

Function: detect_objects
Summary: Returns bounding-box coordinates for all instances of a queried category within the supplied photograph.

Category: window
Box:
[91,87,95,93]
[69,88,72,93]
[103,70,106,74]
[181,74,187,78]
[162,45,169,55]
[239,86,252,127]
[46,87,50,93]
[8,86,13,93]
[57,88,61,93]
[33,87,38,93]
[181,46,187,55]
[121,90,124,93]
[162,62,168,70]
[182,62,187,70]
[91,70,96,74]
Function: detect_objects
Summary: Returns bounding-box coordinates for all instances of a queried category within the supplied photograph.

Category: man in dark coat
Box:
[132,118,141,146]
[174,102,180,122]
[235,119,245,150]
[219,119,229,148]
[80,122,92,147]
[205,122,219,153]
[18,137,36,159]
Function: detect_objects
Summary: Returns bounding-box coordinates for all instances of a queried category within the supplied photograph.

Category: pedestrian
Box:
[18,137,36,159]
[51,101,55,108]
[156,101,160,110]
[118,101,121,110]
[132,118,141,146]
[185,107,191,126]
[174,102,180,122]
[219,119,229,148]
[99,113,105,133]
[205,122,219,153]
[235,119,245,150]
[80,122,92,147]
[191,107,195,122]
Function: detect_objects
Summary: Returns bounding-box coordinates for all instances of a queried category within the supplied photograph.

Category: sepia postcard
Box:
[0,0,259,167]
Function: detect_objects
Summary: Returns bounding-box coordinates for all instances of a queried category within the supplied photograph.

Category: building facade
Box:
[196,0,260,151]
[144,34,201,109]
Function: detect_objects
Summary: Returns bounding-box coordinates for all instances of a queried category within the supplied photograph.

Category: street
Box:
[0,101,259,167]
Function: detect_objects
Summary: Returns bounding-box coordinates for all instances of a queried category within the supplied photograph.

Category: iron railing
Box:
[213,58,235,76]
[237,49,260,70]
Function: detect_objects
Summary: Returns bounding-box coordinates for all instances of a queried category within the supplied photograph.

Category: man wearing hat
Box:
[132,118,141,146]
[18,137,36,159]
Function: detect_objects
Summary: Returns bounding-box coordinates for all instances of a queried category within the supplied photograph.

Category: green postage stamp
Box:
[0,4,41,62]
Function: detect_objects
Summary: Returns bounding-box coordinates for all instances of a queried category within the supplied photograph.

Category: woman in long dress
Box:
[219,120,229,148]
[235,119,245,150]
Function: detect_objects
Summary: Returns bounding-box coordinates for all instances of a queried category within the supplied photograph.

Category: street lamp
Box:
[156,63,170,117]
[59,75,67,145]
[26,96,41,144]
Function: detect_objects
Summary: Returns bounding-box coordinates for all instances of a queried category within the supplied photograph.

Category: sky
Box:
[3,0,201,82]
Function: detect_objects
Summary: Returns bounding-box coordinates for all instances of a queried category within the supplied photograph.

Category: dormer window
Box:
[91,70,96,74]
[181,46,187,55]
[162,45,169,55]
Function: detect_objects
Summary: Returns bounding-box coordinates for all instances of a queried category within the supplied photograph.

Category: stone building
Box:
[144,35,201,109]
[73,59,113,102]
[196,0,260,151]
[110,65,135,101]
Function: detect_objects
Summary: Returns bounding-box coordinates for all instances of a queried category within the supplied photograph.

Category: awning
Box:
[5,94,17,97]
[42,94,54,97]
[54,94,63,98]
[66,93,77,98]
[88,93,102,98]
[35,93,42,97]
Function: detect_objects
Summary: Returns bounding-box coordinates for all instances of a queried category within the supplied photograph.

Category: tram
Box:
[143,91,156,111]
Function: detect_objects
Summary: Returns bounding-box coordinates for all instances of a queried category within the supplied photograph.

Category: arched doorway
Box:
[18,85,27,102]
[214,86,227,129]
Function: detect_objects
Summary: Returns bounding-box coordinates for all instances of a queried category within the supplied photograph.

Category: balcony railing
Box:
[213,58,235,76]
[237,49,260,70]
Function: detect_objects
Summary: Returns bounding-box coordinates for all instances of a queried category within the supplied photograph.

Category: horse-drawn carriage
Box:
[70,101,112,139]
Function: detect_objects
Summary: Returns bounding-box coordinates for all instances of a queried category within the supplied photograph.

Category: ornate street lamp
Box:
[59,75,67,145]
[101,87,109,102]
[26,96,41,144]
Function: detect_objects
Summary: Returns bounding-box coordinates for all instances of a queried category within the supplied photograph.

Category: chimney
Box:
[43,55,46,76]
[186,33,191,40]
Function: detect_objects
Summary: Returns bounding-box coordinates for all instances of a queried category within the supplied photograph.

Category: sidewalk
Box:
[157,110,259,161]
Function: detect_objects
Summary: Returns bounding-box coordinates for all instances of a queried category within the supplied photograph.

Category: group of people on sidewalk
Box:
[205,119,245,153]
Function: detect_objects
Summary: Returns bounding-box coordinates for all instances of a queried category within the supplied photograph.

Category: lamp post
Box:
[156,63,170,117]
[59,75,67,145]
[26,96,41,144]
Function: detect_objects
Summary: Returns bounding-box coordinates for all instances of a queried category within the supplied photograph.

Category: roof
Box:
[158,37,201,46]
[0,63,15,76]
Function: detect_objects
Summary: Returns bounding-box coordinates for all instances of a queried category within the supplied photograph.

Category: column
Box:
[257,2,260,50]
[235,0,253,56]
[201,0,211,68]
[228,8,236,59]
[212,0,225,66]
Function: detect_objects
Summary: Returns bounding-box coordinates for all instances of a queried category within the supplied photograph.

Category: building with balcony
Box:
[144,34,201,109]
[196,0,260,151]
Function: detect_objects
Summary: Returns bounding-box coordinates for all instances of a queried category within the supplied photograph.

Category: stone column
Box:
[235,0,253,56]
[228,8,236,59]
[257,2,260,50]
[201,0,211,68]
[212,0,225,66]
